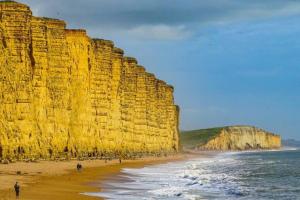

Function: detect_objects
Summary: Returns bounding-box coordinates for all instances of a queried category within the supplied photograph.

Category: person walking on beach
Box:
[77,163,82,171]
[14,182,20,198]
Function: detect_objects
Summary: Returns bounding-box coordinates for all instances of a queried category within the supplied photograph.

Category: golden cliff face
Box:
[0,1,180,160]
[199,126,281,151]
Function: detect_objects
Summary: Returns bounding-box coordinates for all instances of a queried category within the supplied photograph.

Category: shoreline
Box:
[0,154,189,200]
[0,149,288,199]
[85,151,218,199]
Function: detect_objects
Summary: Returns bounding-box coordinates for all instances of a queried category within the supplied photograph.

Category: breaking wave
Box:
[84,149,300,200]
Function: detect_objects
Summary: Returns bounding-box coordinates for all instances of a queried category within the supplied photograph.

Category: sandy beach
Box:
[0,154,189,200]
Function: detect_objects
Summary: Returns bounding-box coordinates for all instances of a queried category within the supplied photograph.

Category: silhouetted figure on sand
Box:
[77,163,82,171]
[14,182,20,198]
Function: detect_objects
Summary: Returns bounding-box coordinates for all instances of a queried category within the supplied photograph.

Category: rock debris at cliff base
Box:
[0,1,180,160]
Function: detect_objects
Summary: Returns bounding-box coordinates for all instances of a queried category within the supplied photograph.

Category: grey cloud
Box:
[18,0,300,40]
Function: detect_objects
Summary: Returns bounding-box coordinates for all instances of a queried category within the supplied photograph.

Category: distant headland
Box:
[181,126,281,151]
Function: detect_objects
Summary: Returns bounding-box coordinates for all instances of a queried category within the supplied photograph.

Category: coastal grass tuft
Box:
[180,127,223,149]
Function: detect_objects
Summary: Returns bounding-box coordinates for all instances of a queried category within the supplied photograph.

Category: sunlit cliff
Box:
[0,1,180,160]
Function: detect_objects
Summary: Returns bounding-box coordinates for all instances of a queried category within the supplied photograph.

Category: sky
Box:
[18,0,300,140]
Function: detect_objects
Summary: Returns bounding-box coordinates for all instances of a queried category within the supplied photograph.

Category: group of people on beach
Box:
[13,159,122,197]
[12,158,125,197]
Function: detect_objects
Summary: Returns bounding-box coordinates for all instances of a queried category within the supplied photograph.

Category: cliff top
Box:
[0,0,26,5]
[93,39,114,47]
[0,0,175,90]
[124,57,138,64]
[180,127,223,149]
[65,29,87,34]
[180,125,280,149]
[222,125,279,136]
[113,47,124,55]
[137,65,146,72]
[0,0,30,11]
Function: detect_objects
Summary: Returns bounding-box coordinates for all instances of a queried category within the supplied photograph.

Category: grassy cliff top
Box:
[180,127,223,149]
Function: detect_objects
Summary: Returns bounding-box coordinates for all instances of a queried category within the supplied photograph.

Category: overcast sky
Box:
[18,0,300,140]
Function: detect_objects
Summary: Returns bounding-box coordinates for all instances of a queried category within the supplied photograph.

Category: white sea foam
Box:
[224,147,299,155]
[280,147,299,151]
[84,150,300,199]
[83,153,239,199]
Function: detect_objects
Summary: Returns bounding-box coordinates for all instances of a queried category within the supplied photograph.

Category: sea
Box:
[84,149,300,200]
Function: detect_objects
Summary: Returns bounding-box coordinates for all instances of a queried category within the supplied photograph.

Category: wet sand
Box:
[0,154,187,200]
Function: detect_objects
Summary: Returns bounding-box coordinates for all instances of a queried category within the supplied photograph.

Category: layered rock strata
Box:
[198,126,281,151]
[0,1,180,160]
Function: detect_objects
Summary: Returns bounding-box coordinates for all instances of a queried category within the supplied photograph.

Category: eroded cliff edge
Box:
[0,1,180,160]
[181,126,281,151]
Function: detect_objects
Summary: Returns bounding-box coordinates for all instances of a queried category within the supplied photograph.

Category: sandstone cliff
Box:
[0,1,180,160]
[181,126,281,151]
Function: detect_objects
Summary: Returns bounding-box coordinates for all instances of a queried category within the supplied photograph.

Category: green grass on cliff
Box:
[180,127,223,149]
